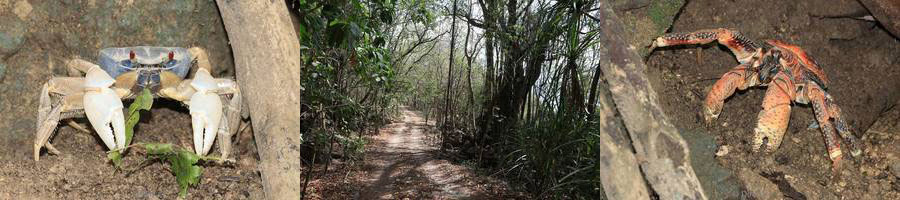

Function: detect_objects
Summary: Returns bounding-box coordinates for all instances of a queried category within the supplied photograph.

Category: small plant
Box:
[107,89,207,198]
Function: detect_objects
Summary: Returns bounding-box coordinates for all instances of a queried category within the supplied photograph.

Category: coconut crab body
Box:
[653,29,861,171]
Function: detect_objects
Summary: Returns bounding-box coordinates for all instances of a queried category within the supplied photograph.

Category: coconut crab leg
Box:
[654,28,763,64]
[805,82,862,170]
[702,63,761,124]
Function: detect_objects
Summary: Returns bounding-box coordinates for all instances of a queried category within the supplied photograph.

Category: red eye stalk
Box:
[168,51,174,60]
[129,51,136,60]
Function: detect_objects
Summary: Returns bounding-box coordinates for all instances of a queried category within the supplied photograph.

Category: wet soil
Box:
[646,0,900,199]
[303,110,525,199]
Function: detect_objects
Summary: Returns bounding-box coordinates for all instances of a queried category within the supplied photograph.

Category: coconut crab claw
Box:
[189,68,223,155]
[83,65,127,151]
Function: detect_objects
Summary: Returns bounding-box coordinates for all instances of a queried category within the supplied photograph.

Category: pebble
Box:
[715,145,730,157]
[13,0,32,20]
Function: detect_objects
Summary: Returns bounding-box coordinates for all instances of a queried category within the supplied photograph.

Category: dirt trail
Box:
[357,109,518,199]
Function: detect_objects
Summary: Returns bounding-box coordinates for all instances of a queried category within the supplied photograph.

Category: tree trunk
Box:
[586,57,605,115]
[591,1,708,199]
[444,0,459,129]
[214,1,303,199]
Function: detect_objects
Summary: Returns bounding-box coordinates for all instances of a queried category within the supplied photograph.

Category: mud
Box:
[647,0,900,199]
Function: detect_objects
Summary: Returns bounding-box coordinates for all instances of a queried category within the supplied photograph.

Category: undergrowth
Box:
[496,114,607,199]
[107,89,223,198]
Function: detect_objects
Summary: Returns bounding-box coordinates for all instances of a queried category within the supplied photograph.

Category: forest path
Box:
[357,109,514,199]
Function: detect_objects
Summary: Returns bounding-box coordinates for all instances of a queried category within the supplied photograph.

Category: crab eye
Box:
[129,50,136,60]
[165,60,177,68]
[168,51,174,60]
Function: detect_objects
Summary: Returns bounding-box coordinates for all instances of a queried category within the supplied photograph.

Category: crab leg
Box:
[34,77,88,161]
[188,68,224,155]
[654,28,762,64]
[829,102,862,157]
[703,63,759,124]
[805,83,861,170]
[188,47,213,72]
[82,65,127,151]
[215,79,242,160]
[161,47,243,158]
[34,83,62,161]
[752,75,795,153]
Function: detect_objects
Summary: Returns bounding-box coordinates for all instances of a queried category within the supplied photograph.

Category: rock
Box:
[682,130,743,199]
[612,0,686,57]
[736,168,784,200]
[859,0,900,38]
[0,16,25,56]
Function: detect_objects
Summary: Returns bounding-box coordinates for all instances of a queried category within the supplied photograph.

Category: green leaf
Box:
[109,89,154,167]
[143,143,175,155]
[125,89,154,147]
[142,143,203,198]
[170,149,203,197]
[108,151,123,168]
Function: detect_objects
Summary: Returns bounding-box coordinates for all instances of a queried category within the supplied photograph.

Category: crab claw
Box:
[189,68,223,155]
[83,66,127,151]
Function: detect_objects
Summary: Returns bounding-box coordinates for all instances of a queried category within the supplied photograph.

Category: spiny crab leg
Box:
[189,68,223,155]
[82,63,127,151]
[654,28,762,64]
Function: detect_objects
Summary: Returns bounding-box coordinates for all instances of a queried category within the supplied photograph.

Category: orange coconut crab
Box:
[652,28,862,170]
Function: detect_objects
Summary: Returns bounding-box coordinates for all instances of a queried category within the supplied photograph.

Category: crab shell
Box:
[765,40,829,87]
[98,47,192,94]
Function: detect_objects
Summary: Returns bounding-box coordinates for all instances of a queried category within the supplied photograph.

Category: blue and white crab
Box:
[34,46,244,161]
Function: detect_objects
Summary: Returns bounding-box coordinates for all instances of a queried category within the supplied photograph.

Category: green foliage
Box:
[293,0,412,164]
[107,151,124,168]
[338,134,368,161]
[500,115,606,199]
[109,88,154,168]
[104,89,204,198]
[126,89,154,147]
[143,143,204,198]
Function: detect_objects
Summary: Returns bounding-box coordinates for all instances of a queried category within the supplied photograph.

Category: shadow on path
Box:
[358,109,518,199]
